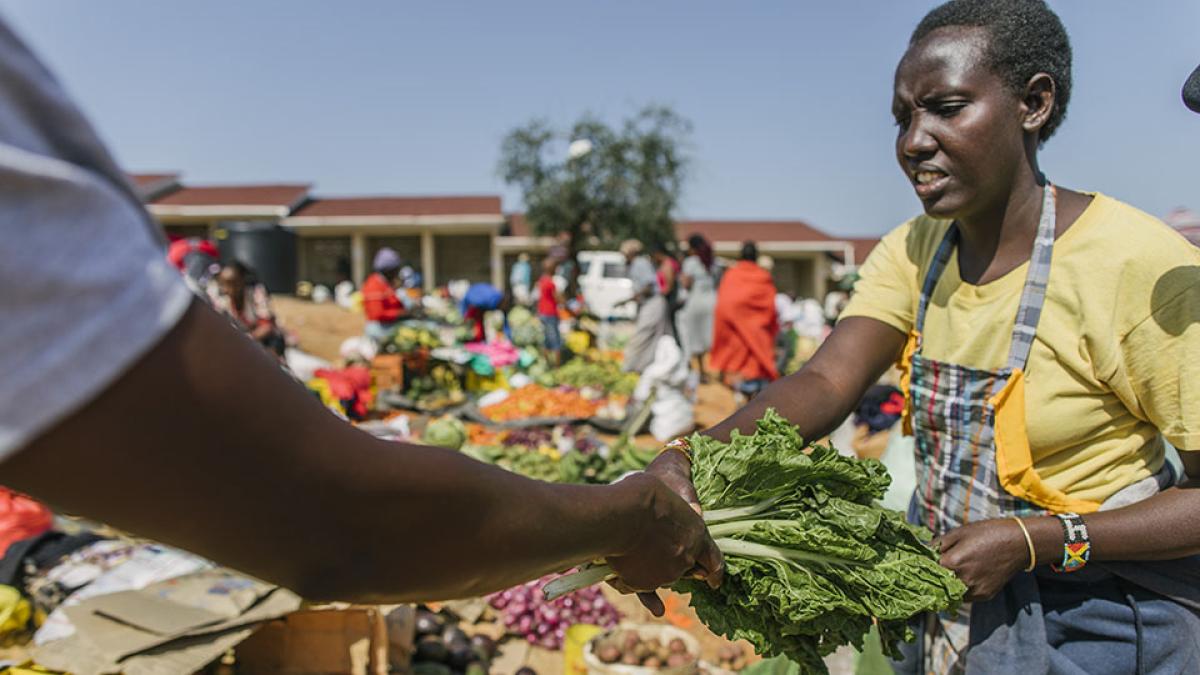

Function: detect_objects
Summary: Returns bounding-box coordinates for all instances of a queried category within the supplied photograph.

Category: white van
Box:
[567,250,636,320]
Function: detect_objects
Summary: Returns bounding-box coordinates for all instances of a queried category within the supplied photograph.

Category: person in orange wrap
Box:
[362,247,406,344]
[710,241,778,401]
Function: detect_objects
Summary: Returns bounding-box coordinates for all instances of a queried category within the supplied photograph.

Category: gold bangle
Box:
[660,437,693,463]
[1012,517,1036,572]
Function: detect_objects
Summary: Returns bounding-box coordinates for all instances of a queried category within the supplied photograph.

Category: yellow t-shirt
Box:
[841,193,1200,504]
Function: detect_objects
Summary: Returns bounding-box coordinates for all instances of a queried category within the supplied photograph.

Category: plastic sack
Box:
[634,337,695,442]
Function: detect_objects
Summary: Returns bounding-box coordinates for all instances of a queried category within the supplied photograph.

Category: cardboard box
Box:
[235,606,412,675]
[370,355,405,390]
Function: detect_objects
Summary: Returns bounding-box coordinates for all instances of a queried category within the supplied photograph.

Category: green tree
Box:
[498,105,691,291]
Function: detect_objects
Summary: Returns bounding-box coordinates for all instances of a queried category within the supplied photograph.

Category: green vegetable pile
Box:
[460,433,658,486]
[545,409,965,674]
[386,325,443,353]
[462,444,563,483]
[557,442,658,484]
[535,357,639,396]
[507,306,544,348]
[423,416,468,450]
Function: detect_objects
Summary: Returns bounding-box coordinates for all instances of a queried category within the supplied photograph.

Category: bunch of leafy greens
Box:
[543,409,964,674]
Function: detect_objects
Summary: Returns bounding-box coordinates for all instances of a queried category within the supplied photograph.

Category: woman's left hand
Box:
[933,519,1028,602]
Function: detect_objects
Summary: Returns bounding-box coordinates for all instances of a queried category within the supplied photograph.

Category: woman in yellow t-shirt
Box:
[645,0,1200,671]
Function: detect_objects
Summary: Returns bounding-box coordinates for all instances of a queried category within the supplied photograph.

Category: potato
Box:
[623,631,641,651]
[597,644,621,664]
[667,653,693,668]
[669,638,688,655]
[642,657,662,669]
[621,652,641,666]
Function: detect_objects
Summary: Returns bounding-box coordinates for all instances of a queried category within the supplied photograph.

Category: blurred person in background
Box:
[461,281,507,344]
[510,252,533,306]
[536,258,564,365]
[621,239,673,373]
[653,243,680,299]
[208,260,286,357]
[362,247,406,344]
[400,264,424,306]
[710,241,779,403]
[166,237,219,296]
[677,234,717,378]
[653,243,682,349]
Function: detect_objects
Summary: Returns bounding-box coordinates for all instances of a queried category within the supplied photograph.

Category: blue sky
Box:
[1,1,1196,236]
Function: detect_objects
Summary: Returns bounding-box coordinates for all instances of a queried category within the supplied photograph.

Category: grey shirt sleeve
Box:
[629,256,658,295]
[0,19,192,458]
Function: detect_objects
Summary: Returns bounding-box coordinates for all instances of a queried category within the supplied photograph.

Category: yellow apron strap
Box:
[990,369,1100,514]
[898,329,920,436]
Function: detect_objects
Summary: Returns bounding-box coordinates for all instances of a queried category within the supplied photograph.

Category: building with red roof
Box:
[127,171,879,297]
[285,196,505,288]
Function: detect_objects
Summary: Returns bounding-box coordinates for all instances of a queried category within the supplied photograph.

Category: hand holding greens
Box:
[544,409,965,674]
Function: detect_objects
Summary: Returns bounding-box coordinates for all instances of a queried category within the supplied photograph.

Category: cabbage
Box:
[423,415,467,450]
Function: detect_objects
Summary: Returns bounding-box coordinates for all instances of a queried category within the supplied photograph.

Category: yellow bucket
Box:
[564,624,604,675]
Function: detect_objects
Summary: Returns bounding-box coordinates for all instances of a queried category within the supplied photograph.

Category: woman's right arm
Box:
[705,317,907,442]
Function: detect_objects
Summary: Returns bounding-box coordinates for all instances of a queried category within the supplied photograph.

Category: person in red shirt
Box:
[362,247,405,343]
[536,258,563,364]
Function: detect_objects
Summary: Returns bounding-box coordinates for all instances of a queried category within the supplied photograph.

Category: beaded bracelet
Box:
[1050,512,1090,573]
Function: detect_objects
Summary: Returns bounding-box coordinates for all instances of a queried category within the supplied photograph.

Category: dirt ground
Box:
[274,296,366,362]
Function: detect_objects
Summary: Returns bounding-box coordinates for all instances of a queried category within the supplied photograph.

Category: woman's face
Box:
[217,267,244,298]
[892,27,1030,220]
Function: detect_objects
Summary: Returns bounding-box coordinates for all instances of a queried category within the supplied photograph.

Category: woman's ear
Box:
[1022,73,1056,135]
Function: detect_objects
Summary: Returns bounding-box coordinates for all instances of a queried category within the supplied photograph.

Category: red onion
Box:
[487,572,622,649]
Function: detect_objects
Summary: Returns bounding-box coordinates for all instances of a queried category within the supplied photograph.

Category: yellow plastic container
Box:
[566,330,592,355]
[564,624,605,675]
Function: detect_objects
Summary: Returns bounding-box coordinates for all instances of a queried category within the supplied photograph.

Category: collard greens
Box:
[544,408,965,674]
[673,409,964,673]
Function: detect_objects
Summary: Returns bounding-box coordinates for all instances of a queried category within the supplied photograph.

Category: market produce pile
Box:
[534,357,638,397]
[412,607,497,675]
[590,629,697,670]
[407,363,467,410]
[479,385,601,422]
[386,324,444,353]
[506,306,544,348]
[488,574,621,650]
[460,425,658,485]
[424,415,469,450]
[545,409,966,674]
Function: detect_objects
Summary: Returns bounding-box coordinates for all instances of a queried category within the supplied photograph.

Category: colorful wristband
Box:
[1050,512,1090,573]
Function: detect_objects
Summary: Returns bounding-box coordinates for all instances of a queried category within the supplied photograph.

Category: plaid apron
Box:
[905,183,1057,672]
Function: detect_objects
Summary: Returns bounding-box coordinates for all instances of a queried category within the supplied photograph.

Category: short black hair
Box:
[224,259,251,279]
[911,0,1072,142]
[740,241,758,261]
